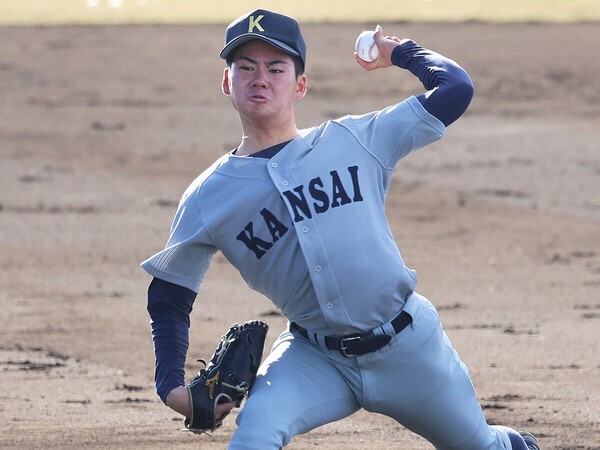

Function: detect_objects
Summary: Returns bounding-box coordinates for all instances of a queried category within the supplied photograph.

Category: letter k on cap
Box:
[248,14,265,32]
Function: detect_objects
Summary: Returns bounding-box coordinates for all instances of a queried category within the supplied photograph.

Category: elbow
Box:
[463,77,475,105]
[456,74,475,108]
[448,77,475,125]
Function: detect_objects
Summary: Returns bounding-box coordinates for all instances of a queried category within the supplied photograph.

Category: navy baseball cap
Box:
[220,9,306,70]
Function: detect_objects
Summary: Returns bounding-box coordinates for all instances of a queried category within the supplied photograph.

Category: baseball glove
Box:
[184,320,269,433]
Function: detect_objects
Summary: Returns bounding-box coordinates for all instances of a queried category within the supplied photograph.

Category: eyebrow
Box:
[236,56,289,66]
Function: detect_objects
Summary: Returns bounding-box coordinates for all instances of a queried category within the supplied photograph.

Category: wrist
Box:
[391,39,419,69]
[166,385,191,417]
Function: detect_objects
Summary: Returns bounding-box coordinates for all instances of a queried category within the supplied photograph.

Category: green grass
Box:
[1,0,599,25]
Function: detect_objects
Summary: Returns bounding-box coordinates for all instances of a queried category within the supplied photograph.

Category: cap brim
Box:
[220,34,300,60]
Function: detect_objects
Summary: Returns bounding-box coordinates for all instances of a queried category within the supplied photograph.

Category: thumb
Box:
[373,24,384,42]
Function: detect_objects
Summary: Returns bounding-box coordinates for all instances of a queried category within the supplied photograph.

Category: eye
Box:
[269,68,284,74]
[239,65,254,72]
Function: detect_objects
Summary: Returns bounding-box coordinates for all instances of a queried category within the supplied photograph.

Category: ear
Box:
[294,74,308,100]
[222,67,231,96]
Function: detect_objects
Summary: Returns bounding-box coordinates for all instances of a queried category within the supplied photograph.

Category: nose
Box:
[251,67,268,88]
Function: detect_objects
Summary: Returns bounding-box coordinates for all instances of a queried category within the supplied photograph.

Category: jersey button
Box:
[326,302,334,309]
[282,181,289,186]
[315,265,322,272]
[302,226,309,233]
[271,162,278,168]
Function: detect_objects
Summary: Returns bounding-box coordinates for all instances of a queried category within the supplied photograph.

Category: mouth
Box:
[250,94,269,103]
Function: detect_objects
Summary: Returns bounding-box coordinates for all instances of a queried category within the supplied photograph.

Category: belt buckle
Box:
[339,335,362,358]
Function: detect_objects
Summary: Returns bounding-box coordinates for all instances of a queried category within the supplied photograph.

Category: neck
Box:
[236,122,299,156]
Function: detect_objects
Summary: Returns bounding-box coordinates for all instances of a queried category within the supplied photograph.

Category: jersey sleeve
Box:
[141,185,217,293]
[336,96,445,170]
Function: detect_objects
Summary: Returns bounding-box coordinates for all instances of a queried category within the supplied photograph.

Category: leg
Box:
[229,329,361,449]
[361,293,527,449]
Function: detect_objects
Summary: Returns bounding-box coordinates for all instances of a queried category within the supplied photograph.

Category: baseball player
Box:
[142,9,540,449]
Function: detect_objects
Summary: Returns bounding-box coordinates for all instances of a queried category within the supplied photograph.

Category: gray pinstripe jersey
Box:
[142,96,444,335]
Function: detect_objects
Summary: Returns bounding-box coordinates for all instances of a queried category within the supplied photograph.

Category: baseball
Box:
[355,30,379,62]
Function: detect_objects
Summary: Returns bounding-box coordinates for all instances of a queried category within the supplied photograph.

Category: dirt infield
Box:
[0,22,599,449]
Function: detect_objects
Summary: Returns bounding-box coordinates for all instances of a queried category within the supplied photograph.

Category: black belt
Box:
[290,310,412,358]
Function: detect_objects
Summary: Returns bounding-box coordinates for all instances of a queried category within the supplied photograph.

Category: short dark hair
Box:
[226,48,305,77]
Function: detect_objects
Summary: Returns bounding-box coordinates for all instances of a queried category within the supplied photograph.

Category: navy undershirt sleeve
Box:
[391,40,474,126]
[147,277,197,403]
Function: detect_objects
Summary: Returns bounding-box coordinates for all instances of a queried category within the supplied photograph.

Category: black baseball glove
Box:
[184,320,269,433]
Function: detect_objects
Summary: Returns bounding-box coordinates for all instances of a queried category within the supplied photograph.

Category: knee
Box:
[229,396,292,449]
[491,426,528,450]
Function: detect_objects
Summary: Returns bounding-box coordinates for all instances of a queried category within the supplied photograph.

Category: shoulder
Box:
[321,96,443,144]
[179,154,231,204]
[333,97,430,127]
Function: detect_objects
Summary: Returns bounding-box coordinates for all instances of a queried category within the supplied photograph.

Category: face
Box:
[222,40,307,124]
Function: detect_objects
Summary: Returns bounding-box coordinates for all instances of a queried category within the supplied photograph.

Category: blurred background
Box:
[2,0,599,25]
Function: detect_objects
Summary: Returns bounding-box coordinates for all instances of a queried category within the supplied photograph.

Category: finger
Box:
[216,410,230,422]
[354,52,378,71]
[215,400,237,418]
